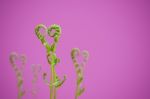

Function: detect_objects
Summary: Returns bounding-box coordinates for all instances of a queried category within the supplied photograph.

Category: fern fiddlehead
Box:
[71,48,89,99]
[35,24,66,99]
[10,52,26,99]
[31,64,41,98]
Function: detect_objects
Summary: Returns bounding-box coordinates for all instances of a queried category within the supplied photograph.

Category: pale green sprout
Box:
[31,64,41,98]
[10,52,26,99]
[35,24,66,99]
[71,48,89,99]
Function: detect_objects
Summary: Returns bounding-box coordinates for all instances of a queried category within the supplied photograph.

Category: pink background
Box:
[0,0,150,99]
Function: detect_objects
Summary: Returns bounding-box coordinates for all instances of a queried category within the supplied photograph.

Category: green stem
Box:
[18,83,21,99]
[75,85,78,99]
[54,70,57,99]
[50,65,56,99]
[50,66,53,99]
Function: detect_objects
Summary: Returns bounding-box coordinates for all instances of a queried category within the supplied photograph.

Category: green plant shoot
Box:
[10,52,26,99]
[35,24,66,99]
[31,64,41,98]
[71,48,89,99]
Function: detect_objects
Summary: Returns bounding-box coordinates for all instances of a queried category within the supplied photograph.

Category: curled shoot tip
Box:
[9,52,26,99]
[47,52,60,66]
[31,64,41,83]
[32,64,41,74]
[35,24,65,99]
[35,24,61,53]
[71,48,89,99]
[54,75,66,88]
[43,72,66,88]
[31,64,41,97]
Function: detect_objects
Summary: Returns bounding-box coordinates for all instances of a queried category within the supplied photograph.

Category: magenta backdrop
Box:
[0,0,150,99]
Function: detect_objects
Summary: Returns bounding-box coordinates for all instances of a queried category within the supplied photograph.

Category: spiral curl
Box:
[10,52,26,99]
[71,48,89,99]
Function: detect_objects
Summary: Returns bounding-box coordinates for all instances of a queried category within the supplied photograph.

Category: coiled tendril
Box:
[71,48,89,99]
[10,52,26,99]
[35,24,66,99]
[31,64,41,97]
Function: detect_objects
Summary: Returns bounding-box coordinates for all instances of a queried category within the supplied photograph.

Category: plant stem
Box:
[50,66,53,99]
[18,83,21,99]
[54,71,57,99]
[75,85,78,99]
[50,65,56,99]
